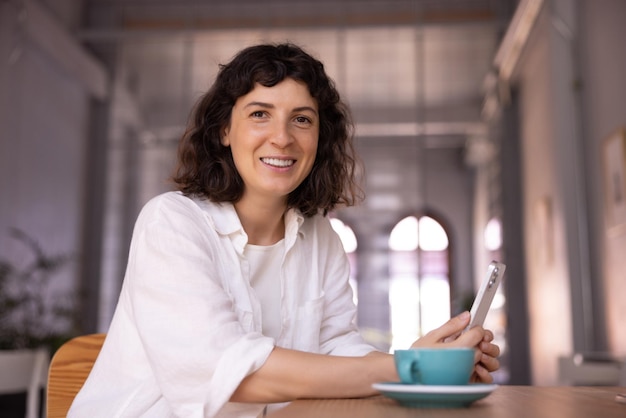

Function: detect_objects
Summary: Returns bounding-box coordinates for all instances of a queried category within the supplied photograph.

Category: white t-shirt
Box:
[245,240,283,340]
[69,192,375,418]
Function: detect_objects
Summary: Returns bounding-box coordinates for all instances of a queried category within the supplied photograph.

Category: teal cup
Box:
[394,347,475,385]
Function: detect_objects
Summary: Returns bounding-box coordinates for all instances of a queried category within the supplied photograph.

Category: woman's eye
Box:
[251,110,265,118]
[295,116,312,124]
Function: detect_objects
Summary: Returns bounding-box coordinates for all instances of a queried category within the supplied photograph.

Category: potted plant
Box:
[0,228,77,350]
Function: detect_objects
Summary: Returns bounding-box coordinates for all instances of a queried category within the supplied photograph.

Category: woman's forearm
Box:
[230,347,396,403]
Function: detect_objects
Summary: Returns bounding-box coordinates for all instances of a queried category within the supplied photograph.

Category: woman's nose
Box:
[270,122,294,148]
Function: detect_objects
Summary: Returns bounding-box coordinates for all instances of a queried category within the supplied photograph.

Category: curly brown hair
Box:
[172,43,363,217]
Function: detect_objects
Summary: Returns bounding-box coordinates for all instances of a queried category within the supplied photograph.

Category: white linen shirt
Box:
[69,191,375,418]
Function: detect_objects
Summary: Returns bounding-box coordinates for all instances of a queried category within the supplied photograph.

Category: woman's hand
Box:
[471,329,500,383]
[409,311,500,383]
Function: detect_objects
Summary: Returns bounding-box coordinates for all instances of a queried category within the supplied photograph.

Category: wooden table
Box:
[266,386,626,418]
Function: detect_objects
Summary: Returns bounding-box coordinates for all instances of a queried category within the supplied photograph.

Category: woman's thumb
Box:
[428,311,470,342]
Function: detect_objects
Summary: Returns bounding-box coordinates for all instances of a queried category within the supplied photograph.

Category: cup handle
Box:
[410,360,421,383]
[398,359,420,384]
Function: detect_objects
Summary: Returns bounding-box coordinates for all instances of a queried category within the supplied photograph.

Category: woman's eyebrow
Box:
[294,106,318,115]
[244,102,318,115]
[244,101,273,109]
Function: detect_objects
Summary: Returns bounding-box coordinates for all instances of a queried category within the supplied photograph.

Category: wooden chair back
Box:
[46,333,106,418]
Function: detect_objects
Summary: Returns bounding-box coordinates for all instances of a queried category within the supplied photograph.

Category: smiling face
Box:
[221,78,319,207]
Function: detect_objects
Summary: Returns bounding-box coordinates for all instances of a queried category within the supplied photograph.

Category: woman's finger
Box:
[423,311,470,342]
[479,352,501,373]
[482,329,494,342]
[471,364,494,384]
[480,341,500,358]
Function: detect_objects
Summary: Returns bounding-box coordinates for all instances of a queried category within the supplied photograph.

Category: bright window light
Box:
[419,275,451,334]
[389,275,420,350]
[388,216,418,251]
[388,216,449,251]
[418,216,449,251]
[330,218,358,253]
[484,217,502,251]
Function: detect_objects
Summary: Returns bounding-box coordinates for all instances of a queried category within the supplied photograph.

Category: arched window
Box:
[388,215,451,351]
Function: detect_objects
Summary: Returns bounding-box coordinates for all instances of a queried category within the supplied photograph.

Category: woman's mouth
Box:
[261,157,295,168]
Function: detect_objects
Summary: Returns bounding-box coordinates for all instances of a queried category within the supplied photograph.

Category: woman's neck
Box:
[234,196,287,246]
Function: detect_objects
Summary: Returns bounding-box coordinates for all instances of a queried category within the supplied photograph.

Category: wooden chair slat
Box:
[46,333,105,418]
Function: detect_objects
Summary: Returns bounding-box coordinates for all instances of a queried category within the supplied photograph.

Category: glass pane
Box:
[389,275,420,351]
[389,216,418,251]
[418,216,449,251]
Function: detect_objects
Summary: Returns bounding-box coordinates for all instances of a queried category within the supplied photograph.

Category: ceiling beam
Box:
[81,5,499,41]
[17,0,109,99]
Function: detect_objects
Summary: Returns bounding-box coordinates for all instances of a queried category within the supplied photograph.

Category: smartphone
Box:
[466,261,506,331]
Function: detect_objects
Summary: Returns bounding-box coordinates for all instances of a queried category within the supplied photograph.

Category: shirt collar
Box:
[194,196,305,253]
[284,208,305,251]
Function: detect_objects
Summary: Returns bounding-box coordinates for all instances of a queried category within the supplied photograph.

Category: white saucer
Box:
[372,382,498,408]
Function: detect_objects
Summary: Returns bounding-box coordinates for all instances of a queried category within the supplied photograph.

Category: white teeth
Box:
[262,158,295,167]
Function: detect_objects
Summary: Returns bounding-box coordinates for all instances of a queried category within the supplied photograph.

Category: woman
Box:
[70,43,500,418]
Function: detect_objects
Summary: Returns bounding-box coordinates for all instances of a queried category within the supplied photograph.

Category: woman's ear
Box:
[220,127,230,146]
